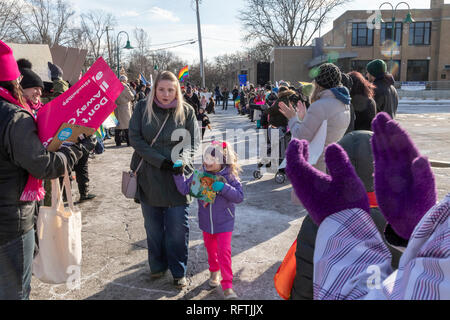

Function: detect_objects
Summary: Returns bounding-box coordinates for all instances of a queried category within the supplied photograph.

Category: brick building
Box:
[270,0,450,85]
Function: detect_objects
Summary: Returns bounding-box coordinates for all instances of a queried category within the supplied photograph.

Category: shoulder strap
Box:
[135,113,171,174]
[151,113,171,147]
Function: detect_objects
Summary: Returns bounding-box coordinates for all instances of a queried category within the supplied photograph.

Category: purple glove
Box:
[286,139,369,226]
[371,112,437,240]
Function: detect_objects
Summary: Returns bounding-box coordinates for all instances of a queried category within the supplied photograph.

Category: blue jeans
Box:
[0,229,35,300]
[141,202,190,279]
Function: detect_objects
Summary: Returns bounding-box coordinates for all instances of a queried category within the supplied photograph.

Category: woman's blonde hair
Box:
[145,71,186,125]
[205,141,242,180]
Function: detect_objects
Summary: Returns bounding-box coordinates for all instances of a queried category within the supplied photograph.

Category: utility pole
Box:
[195,0,206,88]
[105,26,113,68]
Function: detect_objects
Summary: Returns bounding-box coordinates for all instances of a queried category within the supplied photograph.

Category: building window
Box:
[409,22,431,45]
[351,60,372,74]
[380,22,402,46]
[352,60,401,81]
[407,60,429,81]
[383,60,402,81]
[352,23,374,46]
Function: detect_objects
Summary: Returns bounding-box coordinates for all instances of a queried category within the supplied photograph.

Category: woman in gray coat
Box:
[114,75,135,146]
[129,71,199,288]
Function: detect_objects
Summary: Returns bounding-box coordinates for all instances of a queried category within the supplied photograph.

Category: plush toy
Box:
[189,170,220,206]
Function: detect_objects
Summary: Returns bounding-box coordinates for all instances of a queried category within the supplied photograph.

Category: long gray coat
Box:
[115,83,135,129]
[128,100,199,207]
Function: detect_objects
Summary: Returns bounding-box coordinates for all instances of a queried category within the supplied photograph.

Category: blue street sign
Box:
[239,74,247,86]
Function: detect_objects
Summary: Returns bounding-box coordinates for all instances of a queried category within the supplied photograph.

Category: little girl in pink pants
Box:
[173,141,244,299]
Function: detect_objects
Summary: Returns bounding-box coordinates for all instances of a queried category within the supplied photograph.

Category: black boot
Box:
[124,129,130,147]
[115,129,122,147]
[79,193,97,202]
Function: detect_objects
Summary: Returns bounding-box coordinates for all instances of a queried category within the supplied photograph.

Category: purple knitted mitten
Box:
[286,139,369,226]
[371,112,437,240]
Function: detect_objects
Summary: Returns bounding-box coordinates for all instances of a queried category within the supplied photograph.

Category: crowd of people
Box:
[1,36,448,301]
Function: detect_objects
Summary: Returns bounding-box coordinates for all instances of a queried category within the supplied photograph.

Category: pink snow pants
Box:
[203,231,233,290]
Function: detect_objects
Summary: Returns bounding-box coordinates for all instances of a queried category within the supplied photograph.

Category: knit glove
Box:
[161,159,175,171]
[371,113,437,240]
[286,139,369,226]
[172,160,184,175]
[212,181,225,192]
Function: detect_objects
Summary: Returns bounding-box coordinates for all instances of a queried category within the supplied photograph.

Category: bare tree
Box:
[80,10,116,61]
[246,42,272,62]
[240,0,351,47]
[10,0,75,46]
[131,28,151,75]
[0,0,24,41]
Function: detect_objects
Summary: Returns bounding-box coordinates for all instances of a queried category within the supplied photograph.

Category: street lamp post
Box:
[378,2,415,74]
[116,31,134,78]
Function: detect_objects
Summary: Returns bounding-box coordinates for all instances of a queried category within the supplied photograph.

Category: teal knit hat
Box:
[366,59,387,78]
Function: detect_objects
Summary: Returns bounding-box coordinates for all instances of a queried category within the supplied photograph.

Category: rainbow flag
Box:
[235,97,241,109]
[96,125,106,139]
[102,112,119,129]
[178,66,189,82]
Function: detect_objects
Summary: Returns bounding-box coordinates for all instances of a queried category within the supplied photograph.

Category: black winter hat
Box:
[20,68,44,90]
[314,63,342,89]
[17,58,33,70]
[341,72,353,92]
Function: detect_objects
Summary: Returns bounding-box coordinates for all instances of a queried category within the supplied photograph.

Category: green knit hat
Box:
[366,59,387,78]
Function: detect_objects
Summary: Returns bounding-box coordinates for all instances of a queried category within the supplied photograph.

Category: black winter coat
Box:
[352,94,377,131]
[0,98,85,245]
[184,93,200,114]
[373,75,398,119]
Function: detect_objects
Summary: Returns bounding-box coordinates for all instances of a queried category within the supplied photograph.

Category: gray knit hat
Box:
[48,61,63,80]
[314,63,342,89]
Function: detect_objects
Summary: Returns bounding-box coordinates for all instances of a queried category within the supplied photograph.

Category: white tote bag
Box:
[33,156,82,284]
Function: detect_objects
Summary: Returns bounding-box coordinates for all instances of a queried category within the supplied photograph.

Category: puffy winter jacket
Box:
[0,97,85,245]
[288,89,351,172]
[173,166,244,234]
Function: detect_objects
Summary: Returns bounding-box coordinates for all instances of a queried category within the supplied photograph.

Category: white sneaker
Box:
[224,288,238,300]
[209,271,221,288]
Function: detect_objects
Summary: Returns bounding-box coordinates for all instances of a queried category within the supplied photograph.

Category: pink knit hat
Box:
[0,40,20,82]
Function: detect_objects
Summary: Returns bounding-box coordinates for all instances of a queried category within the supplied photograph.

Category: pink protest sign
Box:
[37,57,124,148]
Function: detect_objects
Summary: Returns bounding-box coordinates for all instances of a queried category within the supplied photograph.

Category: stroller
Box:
[253,126,291,184]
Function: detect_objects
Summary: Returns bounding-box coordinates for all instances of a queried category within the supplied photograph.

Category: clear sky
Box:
[72,0,449,64]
